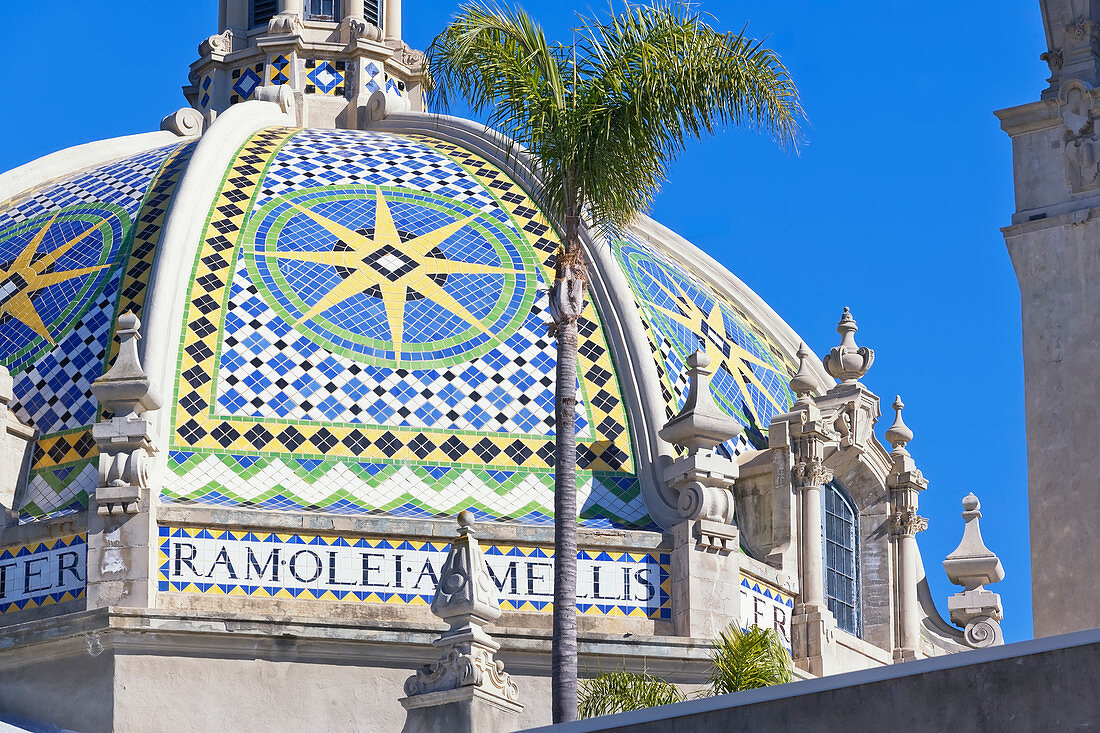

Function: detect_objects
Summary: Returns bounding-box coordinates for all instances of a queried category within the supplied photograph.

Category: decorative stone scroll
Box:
[943,493,1006,649]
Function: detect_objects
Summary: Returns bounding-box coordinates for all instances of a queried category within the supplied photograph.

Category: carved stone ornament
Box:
[89,313,162,515]
[268,12,304,35]
[889,507,928,535]
[160,107,204,137]
[399,43,427,68]
[793,457,833,492]
[404,511,519,704]
[198,29,233,56]
[822,307,874,384]
[943,493,1005,649]
[340,16,382,42]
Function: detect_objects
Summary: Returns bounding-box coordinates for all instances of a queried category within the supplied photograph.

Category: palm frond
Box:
[578,670,686,718]
[707,624,794,696]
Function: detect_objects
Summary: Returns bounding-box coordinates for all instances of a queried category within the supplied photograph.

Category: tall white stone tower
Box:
[188,0,426,128]
[997,0,1100,637]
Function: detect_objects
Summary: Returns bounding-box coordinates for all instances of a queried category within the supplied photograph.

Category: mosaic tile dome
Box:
[0,123,802,531]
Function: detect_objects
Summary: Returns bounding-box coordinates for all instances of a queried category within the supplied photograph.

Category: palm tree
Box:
[577,625,793,719]
[426,2,802,721]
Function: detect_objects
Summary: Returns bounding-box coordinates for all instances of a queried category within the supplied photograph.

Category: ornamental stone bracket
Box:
[1059,79,1100,192]
[944,493,1006,649]
[89,313,162,516]
[400,511,522,733]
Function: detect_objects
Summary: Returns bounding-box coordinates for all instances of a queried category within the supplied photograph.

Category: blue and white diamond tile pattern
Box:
[231,63,265,104]
[199,73,213,109]
[0,143,183,433]
[305,59,345,96]
[613,235,796,453]
[364,61,404,98]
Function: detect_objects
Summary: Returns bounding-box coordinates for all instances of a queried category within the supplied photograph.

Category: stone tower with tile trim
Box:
[997,0,1100,638]
[189,0,425,129]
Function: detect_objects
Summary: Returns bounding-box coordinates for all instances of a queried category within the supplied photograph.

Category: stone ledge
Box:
[0,607,713,681]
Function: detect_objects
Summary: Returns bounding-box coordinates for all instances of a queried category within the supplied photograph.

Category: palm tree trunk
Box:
[551,207,585,723]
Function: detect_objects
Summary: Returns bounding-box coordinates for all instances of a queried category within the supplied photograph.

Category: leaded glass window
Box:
[823,480,861,636]
[305,0,340,21]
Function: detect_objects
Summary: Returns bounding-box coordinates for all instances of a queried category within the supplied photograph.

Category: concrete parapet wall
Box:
[532,628,1100,733]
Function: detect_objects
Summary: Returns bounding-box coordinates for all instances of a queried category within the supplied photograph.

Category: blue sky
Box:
[0,1,1043,641]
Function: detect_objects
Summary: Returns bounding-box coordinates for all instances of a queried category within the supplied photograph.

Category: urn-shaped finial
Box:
[885,395,913,456]
[789,343,817,400]
[822,307,874,384]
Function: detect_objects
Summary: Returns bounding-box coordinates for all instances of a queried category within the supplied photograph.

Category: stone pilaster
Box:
[999,1,1100,636]
[784,343,841,675]
[86,314,162,609]
[884,396,928,662]
[658,350,745,637]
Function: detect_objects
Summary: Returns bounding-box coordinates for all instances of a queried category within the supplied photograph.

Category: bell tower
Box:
[186,0,425,128]
[997,0,1100,638]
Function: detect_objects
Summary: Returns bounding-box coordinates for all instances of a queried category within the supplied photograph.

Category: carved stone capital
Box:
[889,507,928,536]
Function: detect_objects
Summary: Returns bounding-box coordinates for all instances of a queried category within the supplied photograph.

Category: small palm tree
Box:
[578,670,686,718]
[707,624,794,695]
[577,625,793,719]
[427,2,802,722]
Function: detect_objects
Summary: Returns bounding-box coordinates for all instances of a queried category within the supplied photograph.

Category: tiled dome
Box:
[0,122,802,530]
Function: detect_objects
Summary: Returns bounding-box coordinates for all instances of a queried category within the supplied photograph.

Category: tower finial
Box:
[822,307,874,384]
[885,395,913,456]
[789,342,817,400]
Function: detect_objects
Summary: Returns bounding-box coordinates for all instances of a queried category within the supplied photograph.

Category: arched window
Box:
[252,0,278,27]
[823,480,861,636]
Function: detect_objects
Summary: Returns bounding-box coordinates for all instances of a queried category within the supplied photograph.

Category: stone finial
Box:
[789,343,817,400]
[429,510,502,629]
[822,307,874,384]
[91,313,162,418]
[885,395,913,457]
[404,513,519,707]
[943,493,1005,648]
[659,350,742,454]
